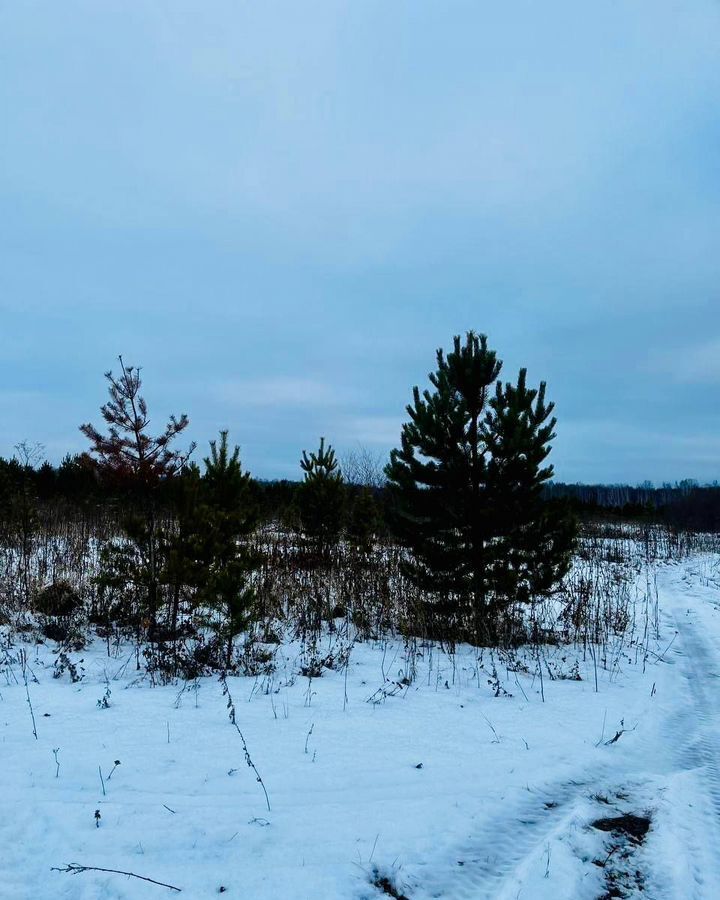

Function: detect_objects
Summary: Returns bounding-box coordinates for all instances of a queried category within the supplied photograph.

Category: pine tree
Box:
[80,357,194,635]
[161,462,202,643]
[80,358,194,489]
[484,369,576,611]
[347,486,380,553]
[297,437,345,563]
[10,442,43,608]
[191,431,259,667]
[385,332,575,644]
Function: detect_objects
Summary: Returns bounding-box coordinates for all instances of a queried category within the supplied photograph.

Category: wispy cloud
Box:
[2,1,720,480]
[210,377,351,410]
[647,337,720,384]
[342,415,403,447]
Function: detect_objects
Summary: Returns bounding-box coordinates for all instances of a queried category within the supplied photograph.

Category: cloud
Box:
[647,338,720,385]
[210,377,350,410]
[2,1,720,481]
[555,419,720,483]
[341,415,403,447]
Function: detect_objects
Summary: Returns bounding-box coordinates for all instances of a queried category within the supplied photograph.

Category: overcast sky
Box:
[1,1,719,483]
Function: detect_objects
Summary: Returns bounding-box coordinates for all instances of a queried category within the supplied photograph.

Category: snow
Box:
[2,550,720,899]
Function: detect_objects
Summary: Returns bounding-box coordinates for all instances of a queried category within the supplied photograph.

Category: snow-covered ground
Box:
[2,552,720,899]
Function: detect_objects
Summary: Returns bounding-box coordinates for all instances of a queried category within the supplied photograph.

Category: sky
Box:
[1,0,719,484]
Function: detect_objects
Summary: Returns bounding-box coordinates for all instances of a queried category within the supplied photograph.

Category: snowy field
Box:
[3,553,720,899]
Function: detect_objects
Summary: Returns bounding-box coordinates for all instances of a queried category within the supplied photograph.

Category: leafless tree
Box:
[341,444,387,488]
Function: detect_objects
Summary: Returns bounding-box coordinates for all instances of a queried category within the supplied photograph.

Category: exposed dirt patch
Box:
[590,804,652,899]
[592,813,651,843]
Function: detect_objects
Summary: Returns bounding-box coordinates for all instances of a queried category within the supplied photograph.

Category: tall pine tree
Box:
[484,369,576,611]
[385,331,575,645]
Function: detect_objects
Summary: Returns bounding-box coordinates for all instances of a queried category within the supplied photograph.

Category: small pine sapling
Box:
[297,437,345,564]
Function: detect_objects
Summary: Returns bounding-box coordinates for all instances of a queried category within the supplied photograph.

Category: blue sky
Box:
[1,1,719,483]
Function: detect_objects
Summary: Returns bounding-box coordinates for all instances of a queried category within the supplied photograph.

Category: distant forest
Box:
[545,481,720,531]
[2,450,718,534]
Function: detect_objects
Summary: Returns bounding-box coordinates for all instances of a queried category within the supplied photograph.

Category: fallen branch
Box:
[51,863,181,891]
[220,673,271,812]
[365,678,406,705]
[480,713,500,744]
[604,721,638,746]
[648,632,678,664]
[19,649,38,740]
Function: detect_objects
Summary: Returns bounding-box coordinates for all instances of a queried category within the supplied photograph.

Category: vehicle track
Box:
[410,771,602,900]
[401,565,720,900]
[668,606,720,900]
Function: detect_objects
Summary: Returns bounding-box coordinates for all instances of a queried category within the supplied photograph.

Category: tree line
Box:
[0,331,619,667]
[3,456,714,527]
[545,482,720,531]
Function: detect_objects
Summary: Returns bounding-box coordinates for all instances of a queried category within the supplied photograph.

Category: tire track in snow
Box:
[394,564,720,900]
[667,606,720,900]
[409,771,603,900]
[407,568,719,900]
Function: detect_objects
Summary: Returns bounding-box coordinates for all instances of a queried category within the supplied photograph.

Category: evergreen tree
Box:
[55,454,97,504]
[0,464,10,544]
[191,431,259,667]
[161,462,202,642]
[484,369,576,610]
[80,358,194,489]
[385,331,575,644]
[80,357,194,635]
[11,442,44,608]
[297,437,345,562]
[347,486,381,553]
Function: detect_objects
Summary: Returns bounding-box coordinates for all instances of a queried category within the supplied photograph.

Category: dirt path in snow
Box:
[667,587,720,900]
[410,562,720,900]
